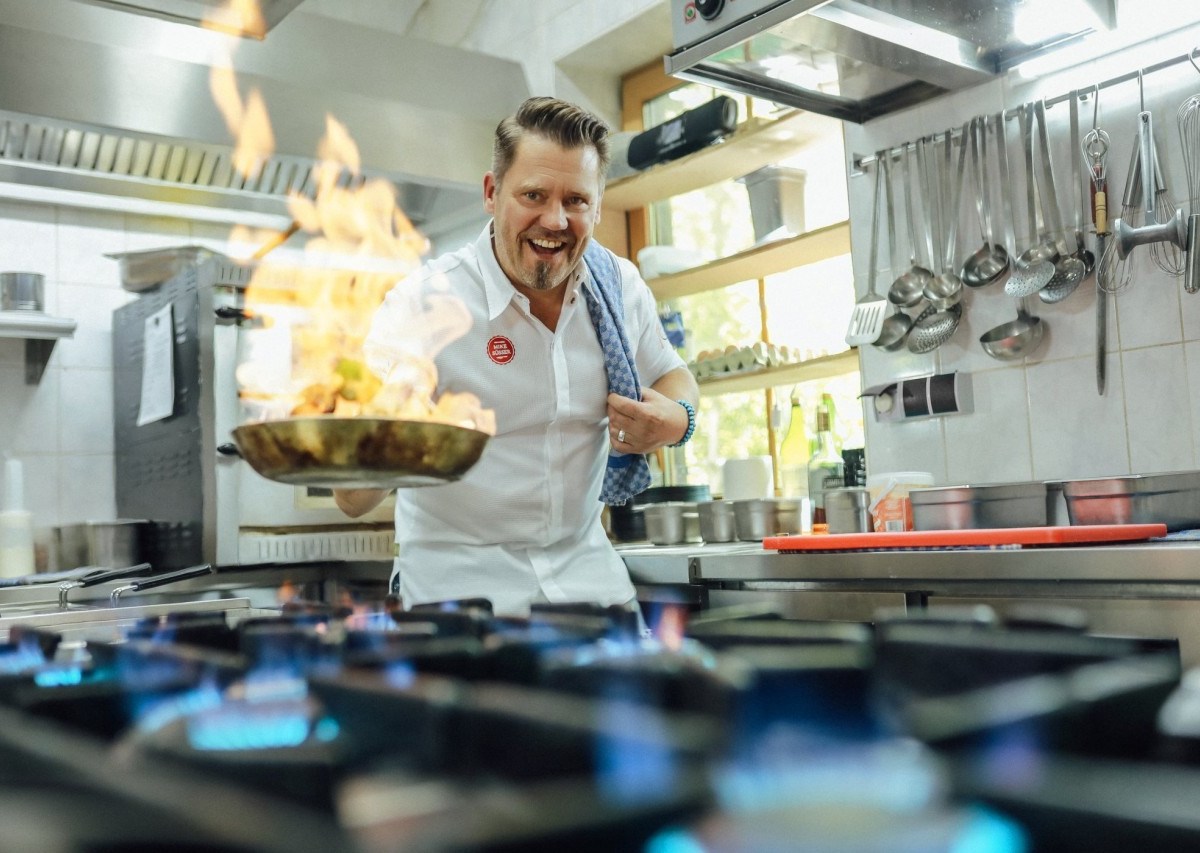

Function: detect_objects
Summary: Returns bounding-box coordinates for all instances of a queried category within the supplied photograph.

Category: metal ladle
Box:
[961,116,1010,287]
[980,297,1046,360]
[875,155,916,349]
[1034,98,1086,303]
[888,142,934,307]
[1007,104,1057,296]
[923,124,967,310]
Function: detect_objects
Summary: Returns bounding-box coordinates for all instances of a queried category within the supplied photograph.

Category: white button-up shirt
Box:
[364,224,685,616]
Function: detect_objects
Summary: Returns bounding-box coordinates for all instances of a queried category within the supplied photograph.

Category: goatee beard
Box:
[531,261,553,291]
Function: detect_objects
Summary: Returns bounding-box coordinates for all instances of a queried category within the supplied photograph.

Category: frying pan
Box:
[231,416,490,489]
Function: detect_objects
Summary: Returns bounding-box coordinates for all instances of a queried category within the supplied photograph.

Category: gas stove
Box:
[1,597,1199,851]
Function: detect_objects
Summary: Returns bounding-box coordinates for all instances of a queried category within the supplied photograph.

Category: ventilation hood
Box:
[666,0,1119,123]
[72,0,303,38]
[0,0,528,236]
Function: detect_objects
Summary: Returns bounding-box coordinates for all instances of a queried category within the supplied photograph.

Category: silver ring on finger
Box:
[617,429,626,443]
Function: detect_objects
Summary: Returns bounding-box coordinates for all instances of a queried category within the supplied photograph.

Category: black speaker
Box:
[626,96,738,171]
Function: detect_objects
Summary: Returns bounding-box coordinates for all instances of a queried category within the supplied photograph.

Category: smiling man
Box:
[336,96,699,617]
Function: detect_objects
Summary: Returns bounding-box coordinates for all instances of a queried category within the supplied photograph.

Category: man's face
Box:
[483,134,603,293]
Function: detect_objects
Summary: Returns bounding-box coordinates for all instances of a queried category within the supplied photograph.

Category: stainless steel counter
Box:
[620,538,1200,666]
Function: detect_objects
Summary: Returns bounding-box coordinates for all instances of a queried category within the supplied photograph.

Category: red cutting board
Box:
[764,523,1168,551]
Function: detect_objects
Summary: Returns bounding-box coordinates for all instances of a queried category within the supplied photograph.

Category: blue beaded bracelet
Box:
[670,399,696,447]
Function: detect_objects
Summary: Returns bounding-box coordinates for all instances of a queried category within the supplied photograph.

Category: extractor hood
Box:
[0,0,527,236]
[666,0,1119,123]
[72,0,303,38]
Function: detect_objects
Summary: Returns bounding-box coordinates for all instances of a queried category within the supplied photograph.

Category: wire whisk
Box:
[1180,93,1200,220]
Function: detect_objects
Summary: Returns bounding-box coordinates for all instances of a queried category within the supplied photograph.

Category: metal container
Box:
[54,520,146,570]
[0,272,44,311]
[697,500,736,543]
[643,502,702,546]
[732,498,806,541]
[910,481,1048,530]
[1044,480,1070,526]
[104,245,213,292]
[825,487,873,534]
[1062,471,1200,531]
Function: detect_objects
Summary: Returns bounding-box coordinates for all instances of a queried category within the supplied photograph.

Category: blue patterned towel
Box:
[582,241,651,506]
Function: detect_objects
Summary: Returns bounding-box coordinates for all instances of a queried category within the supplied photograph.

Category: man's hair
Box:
[492,97,611,184]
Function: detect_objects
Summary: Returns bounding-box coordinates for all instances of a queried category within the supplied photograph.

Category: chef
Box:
[335,96,699,617]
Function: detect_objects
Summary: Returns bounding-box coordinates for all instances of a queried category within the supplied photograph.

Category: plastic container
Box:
[867,471,935,533]
[738,165,807,243]
[722,457,772,501]
[0,458,32,578]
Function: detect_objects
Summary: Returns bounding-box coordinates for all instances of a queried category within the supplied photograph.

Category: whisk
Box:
[1180,92,1200,220]
[1147,137,1186,276]
[1179,82,1200,294]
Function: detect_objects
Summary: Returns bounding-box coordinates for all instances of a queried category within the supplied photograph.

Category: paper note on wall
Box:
[137,302,175,426]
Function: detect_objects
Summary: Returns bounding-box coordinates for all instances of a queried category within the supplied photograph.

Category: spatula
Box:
[845,150,889,346]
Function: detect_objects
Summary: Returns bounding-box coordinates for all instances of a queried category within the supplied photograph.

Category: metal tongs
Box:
[109,564,214,604]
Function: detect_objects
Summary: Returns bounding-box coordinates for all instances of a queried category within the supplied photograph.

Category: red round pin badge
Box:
[487,335,515,365]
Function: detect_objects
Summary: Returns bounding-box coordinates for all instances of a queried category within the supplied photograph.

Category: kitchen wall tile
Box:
[58,454,116,524]
[1186,341,1200,465]
[1027,355,1130,480]
[0,338,22,368]
[857,344,936,394]
[22,454,60,528]
[1181,289,1200,341]
[0,200,57,284]
[57,208,124,286]
[58,367,114,455]
[0,364,59,456]
[56,285,136,369]
[863,413,947,483]
[1113,265,1184,349]
[124,215,191,252]
[944,367,1034,484]
[1122,344,1194,473]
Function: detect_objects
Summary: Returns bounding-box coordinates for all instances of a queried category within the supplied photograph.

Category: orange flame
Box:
[207,1,491,434]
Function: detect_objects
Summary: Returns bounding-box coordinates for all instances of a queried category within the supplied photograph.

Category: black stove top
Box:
[1,599,1198,851]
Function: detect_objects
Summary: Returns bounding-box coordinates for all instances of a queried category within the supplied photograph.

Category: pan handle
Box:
[58,563,155,608]
[110,564,214,604]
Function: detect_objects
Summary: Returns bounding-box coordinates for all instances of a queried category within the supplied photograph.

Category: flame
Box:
[201,0,267,38]
[208,1,492,435]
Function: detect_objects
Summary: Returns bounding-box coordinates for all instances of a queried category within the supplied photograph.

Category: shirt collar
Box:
[477,221,590,321]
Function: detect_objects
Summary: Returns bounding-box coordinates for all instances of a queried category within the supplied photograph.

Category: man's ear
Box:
[483,172,496,214]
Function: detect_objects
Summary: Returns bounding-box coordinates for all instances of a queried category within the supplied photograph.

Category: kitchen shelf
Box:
[603,110,837,211]
[698,349,859,396]
[0,310,77,384]
[647,221,851,301]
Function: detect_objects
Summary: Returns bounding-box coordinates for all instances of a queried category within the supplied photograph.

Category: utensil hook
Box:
[1091,84,1101,130]
[1189,46,1200,77]
[1138,68,1145,113]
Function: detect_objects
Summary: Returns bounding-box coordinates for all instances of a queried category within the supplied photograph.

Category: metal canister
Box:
[0,272,44,312]
[824,487,873,534]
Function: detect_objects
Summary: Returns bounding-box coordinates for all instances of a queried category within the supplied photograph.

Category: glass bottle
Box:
[807,402,845,526]
[777,391,809,498]
[820,391,843,454]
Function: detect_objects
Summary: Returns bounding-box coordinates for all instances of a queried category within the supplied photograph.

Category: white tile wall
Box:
[0,202,231,530]
[849,25,1200,486]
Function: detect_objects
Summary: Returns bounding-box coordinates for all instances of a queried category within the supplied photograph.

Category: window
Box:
[617,68,861,497]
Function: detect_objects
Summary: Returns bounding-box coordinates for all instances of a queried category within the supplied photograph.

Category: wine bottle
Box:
[777,392,809,498]
[806,402,844,525]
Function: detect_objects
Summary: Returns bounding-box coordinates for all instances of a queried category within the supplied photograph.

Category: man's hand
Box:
[607,386,689,454]
[334,488,389,518]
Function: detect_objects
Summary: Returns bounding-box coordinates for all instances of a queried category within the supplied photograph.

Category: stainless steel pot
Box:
[643,502,701,546]
[697,500,736,543]
[54,520,147,570]
[825,487,873,534]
